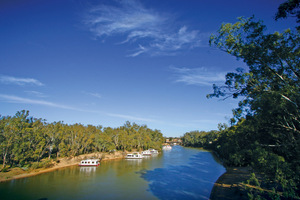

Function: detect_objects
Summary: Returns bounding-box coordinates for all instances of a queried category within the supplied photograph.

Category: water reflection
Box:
[0,146,224,200]
[125,159,143,165]
[79,166,97,173]
[141,146,225,200]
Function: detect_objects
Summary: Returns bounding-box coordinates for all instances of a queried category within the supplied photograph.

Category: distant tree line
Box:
[183,0,299,199]
[181,130,220,148]
[0,110,164,169]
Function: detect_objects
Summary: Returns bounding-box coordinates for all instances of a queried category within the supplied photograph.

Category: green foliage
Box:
[275,0,300,30]
[248,173,261,187]
[204,3,300,198]
[0,167,9,173]
[181,130,220,148]
[31,160,54,170]
[0,111,164,169]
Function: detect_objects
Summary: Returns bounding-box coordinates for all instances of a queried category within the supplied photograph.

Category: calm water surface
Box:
[0,146,225,200]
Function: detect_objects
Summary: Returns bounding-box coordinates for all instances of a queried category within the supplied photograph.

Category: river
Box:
[0,146,226,200]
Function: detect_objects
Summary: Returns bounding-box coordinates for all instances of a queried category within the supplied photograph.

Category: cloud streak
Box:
[25,91,47,98]
[107,113,155,122]
[83,91,102,99]
[0,94,155,123]
[0,75,44,86]
[170,66,226,86]
[0,94,75,110]
[84,0,203,56]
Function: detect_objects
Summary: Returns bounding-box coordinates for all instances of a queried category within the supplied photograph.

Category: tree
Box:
[275,0,300,30]
[0,111,164,169]
[31,118,50,163]
[0,116,14,169]
[208,9,300,197]
[208,16,300,146]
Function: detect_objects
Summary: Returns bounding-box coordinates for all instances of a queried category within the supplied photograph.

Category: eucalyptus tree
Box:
[99,128,115,152]
[208,4,300,197]
[150,129,164,150]
[0,110,164,169]
[11,111,34,166]
[118,127,130,151]
[82,125,97,154]
[0,116,14,168]
[275,0,300,30]
[31,118,50,163]
[208,16,299,154]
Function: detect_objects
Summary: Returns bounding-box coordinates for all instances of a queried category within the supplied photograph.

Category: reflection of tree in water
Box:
[141,152,225,200]
[114,159,146,177]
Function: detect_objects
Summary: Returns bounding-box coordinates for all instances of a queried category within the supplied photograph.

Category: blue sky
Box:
[0,0,296,137]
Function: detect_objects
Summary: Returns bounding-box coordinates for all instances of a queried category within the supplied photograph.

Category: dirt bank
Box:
[210,167,252,200]
[0,151,126,182]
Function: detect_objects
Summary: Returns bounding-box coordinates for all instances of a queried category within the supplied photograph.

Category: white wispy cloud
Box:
[0,75,44,86]
[107,113,155,122]
[191,119,225,124]
[83,91,102,99]
[0,94,155,123]
[170,66,226,86]
[25,91,47,98]
[0,94,75,110]
[84,0,203,56]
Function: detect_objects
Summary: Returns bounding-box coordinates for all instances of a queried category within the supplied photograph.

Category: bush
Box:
[247,173,260,187]
[1,167,9,172]
[31,160,54,169]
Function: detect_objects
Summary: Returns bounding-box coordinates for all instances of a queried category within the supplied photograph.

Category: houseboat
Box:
[162,145,172,150]
[149,149,158,154]
[125,153,143,159]
[142,150,152,156]
[79,159,100,166]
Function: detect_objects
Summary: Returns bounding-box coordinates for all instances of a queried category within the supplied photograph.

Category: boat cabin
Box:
[125,153,143,159]
[149,149,158,154]
[79,159,100,166]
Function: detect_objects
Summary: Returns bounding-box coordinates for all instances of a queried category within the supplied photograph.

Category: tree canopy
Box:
[202,1,300,198]
[275,0,300,30]
[0,110,164,169]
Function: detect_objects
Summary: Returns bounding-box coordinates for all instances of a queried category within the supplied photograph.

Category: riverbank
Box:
[210,166,252,200]
[0,151,126,182]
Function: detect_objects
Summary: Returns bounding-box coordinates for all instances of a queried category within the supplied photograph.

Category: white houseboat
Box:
[79,159,100,166]
[125,153,143,159]
[142,150,152,156]
[162,145,172,150]
[149,149,158,154]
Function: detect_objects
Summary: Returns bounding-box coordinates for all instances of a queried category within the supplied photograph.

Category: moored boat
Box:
[162,145,172,150]
[125,152,143,159]
[79,159,100,166]
[142,150,152,156]
[149,149,158,154]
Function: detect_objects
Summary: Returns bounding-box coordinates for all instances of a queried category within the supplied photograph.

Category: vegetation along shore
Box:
[0,110,164,182]
[0,151,127,182]
[181,1,300,198]
[1,1,299,199]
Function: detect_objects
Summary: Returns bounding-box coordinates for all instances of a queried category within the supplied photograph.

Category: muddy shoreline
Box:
[210,166,252,200]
